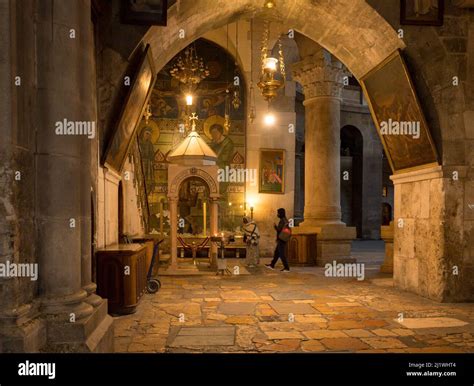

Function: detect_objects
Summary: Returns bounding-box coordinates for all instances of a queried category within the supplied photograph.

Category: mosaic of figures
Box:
[138,39,246,234]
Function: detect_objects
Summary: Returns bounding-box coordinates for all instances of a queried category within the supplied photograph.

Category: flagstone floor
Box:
[113,243,474,353]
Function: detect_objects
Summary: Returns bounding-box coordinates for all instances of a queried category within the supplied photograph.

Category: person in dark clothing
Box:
[266,208,290,272]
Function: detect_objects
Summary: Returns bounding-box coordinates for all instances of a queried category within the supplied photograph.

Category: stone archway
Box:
[340,125,364,238]
[168,168,219,198]
[142,0,404,80]
[124,0,471,301]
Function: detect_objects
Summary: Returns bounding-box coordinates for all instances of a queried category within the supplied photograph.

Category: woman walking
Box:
[266,208,291,272]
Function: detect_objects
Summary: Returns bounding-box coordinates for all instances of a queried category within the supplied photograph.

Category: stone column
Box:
[0,0,46,352]
[168,198,178,269]
[81,136,101,307]
[81,7,101,306]
[292,48,356,265]
[210,198,219,268]
[35,0,113,351]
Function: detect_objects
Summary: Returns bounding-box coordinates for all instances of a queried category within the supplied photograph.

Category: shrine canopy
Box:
[168,128,217,166]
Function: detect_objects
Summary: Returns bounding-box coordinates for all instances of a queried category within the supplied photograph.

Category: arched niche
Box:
[167,164,220,270]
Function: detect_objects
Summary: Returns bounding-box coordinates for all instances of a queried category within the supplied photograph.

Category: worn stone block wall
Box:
[369,0,473,301]
[393,166,472,302]
[393,169,444,300]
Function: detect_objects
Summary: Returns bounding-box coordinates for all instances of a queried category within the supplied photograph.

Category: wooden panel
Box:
[96,244,147,315]
[288,234,317,266]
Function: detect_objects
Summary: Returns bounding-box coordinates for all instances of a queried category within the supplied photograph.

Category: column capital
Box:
[291,50,348,99]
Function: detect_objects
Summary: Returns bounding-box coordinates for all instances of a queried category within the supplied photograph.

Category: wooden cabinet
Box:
[96,244,147,315]
[288,233,317,266]
[130,235,163,277]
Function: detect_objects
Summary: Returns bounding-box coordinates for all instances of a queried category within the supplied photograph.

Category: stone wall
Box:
[368,0,473,301]
[392,166,473,302]
[94,0,147,248]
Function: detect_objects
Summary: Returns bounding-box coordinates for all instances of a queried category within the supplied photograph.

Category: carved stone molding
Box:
[168,167,218,197]
[291,50,347,99]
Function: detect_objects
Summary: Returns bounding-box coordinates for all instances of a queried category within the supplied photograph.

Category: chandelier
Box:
[170,46,210,88]
[257,20,286,102]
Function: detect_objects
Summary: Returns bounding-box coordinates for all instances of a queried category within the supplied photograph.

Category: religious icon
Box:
[204,116,234,169]
[121,0,168,26]
[259,149,285,194]
[401,0,444,26]
[138,121,159,191]
[360,50,438,172]
[103,45,156,173]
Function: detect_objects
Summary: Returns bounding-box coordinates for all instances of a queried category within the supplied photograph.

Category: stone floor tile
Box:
[225,316,257,325]
[320,337,370,351]
[217,302,257,315]
[391,328,415,336]
[301,340,326,352]
[372,328,398,337]
[265,331,304,339]
[395,317,469,329]
[328,320,367,330]
[361,337,408,349]
[259,339,301,352]
[270,301,318,315]
[343,329,375,338]
[205,313,227,321]
[303,330,348,339]
[221,290,257,300]
[270,291,313,300]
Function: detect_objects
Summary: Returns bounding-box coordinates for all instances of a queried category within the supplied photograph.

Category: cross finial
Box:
[189,113,199,131]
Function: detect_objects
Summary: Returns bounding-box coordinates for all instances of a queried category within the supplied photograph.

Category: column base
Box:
[380,222,394,274]
[41,298,114,353]
[83,283,103,308]
[297,223,356,267]
[0,304,46,352]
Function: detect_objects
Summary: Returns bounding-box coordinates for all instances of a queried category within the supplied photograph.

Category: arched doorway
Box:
[340,125,363,238]
[381,202,392,226]
[140,37,247,236]
[178,176,210,236]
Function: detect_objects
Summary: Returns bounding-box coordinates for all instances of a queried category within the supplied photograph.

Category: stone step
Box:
[46,298,109,345]
[84,314,114,353]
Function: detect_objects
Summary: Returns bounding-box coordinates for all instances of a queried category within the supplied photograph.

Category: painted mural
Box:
[138,39,246,235]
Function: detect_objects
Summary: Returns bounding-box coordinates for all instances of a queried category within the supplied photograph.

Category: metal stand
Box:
[177,236,210,267]
[212,237,232,275]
